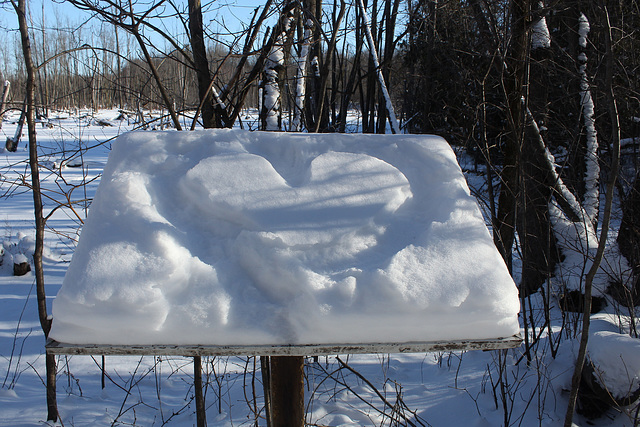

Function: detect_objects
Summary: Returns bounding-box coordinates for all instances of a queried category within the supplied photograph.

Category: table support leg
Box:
[269,355,305,427]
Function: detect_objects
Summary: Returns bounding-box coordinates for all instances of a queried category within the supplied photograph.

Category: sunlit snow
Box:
[50,130,519,346]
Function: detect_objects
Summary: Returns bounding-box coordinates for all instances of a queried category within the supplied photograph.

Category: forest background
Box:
[1,0,640,425]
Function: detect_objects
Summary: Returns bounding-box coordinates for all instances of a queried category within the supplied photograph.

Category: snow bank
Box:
[589,313,640,399]
[50,130,519,346]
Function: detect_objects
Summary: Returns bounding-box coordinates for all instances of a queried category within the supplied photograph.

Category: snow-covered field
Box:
[1,110,638,426]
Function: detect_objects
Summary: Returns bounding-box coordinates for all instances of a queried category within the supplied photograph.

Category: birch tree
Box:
[292,7,313,131]
[260,3,295,131]
[0,80,9,130]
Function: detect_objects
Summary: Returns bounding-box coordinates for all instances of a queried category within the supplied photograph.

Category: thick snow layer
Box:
[578,47,600,224]
[589,314,640,399]
[579,13,590,48]
[532,17,551,49]
[50,130,519,346]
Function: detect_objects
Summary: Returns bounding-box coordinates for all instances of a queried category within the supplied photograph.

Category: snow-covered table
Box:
[46,129,521,426]
[47,130,521,354]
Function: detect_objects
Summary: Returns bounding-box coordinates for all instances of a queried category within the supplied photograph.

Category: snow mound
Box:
[1,233,36,276]
[589,314,640,399]
[50,130,519,346]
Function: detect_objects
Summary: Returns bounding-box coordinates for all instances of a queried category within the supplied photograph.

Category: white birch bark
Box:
[262,15,294,131]
[210,85,227,110]
[292,19,313,132]
[578,13,600,225]
[0,81,10,130]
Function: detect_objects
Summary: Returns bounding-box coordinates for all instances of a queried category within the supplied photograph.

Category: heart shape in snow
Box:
[179,151,411,247]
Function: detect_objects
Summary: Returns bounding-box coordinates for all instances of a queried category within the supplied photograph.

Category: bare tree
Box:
[65,0,183,129]
[564,10,621,425]
[9,0,58,420]
[356,0,398,133]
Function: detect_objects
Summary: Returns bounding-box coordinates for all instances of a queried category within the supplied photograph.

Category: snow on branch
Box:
[578,12,600,225]
[531,2,551,49]
[525,107,595,239]
[210,85,226,110]
[578,13,590,48]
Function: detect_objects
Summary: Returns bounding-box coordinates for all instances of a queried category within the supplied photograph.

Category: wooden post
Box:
[194,356,206,427]
[260,356,272,426]
[269,356,305,427]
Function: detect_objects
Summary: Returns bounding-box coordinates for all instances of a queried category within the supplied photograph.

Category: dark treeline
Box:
[2,1,638,140]
[2,44,257,116]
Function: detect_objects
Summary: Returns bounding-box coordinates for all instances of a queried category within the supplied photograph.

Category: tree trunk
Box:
[194,356,206,427]
[268,356,305,427]
[337,26,362,133]
[12,0,58,420]
[494,0,531,270]
[0,80,9,130]
[304,0,328,132]
[260,4,295,131]
[564,11,620,425]
[519,114,561,296]
[518,7,560,296]
[363,0,377,133]
[312,0,346,133]
[189,0,216,128]
[39,2,49,119]
[132,32,182,130]
[356,0,399,134]
[5,97,26,152]
[292,11,312,132]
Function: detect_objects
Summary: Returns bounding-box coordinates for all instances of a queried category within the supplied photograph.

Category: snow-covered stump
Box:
[13,254,31,276]
[579,315,640,418]
[579,361,640,419]
[1,235,35,276]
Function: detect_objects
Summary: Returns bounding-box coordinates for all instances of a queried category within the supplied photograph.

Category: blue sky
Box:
[0,0,394,77]
[0,0,271,75]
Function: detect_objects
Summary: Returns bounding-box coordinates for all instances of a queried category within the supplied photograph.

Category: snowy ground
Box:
[1,110,638,426]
